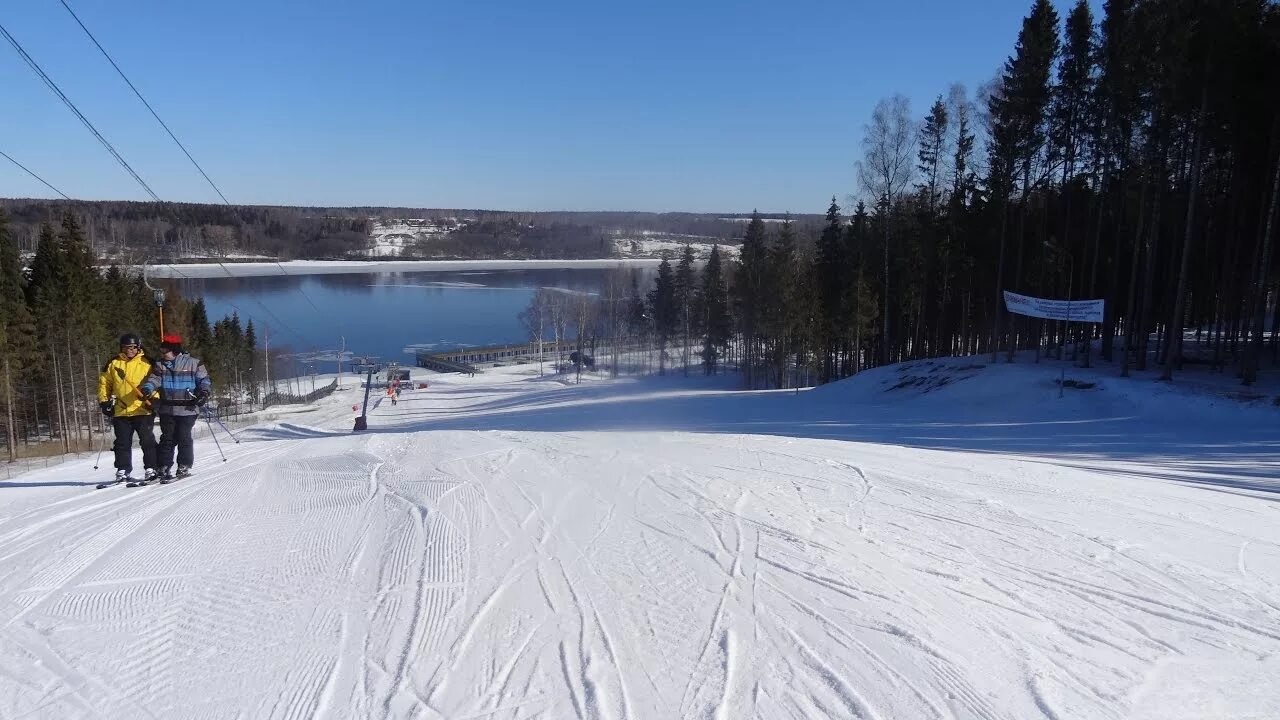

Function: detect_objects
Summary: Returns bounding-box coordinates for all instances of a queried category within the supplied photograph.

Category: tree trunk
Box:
[1137,180,1163,372]
[1243,124,1280,385]
[66,337,82,448]
[991,201,1010,362]
[1121,182,1150,377]
[1083,172,1108,368]
[1161,88,1208,381]
[4,356,16,463]
[882,209,891,366]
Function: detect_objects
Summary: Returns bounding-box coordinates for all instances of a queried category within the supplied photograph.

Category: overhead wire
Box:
[54,3,337,339]
[155,262,316,384]
[17,5,339,355]
[0,148,71,199]
[56,0,231,206]
[272,261,325,315]
[0,19,160,201]
[157,263,311,348]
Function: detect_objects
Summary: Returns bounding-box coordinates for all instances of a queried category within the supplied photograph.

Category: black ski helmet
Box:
[119,332,141,348]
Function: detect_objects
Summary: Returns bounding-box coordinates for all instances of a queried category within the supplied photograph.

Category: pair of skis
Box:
[95,473,190,490]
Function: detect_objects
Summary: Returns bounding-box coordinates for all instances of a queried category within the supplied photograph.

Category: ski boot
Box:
[158,466,175,484]
[129,468,158,487]
[175,465,192,479]
[96,469,131,490]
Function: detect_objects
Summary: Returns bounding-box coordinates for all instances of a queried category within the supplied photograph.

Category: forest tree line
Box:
[558,0,1280,390]
[0,199,767,262]
[0,210,269,460]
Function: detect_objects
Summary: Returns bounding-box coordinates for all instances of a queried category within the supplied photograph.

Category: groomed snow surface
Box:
[2,357,1278,719]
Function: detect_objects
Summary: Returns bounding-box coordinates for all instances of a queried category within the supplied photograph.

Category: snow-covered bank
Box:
[1,358,1277,719]
[144,258,663,278]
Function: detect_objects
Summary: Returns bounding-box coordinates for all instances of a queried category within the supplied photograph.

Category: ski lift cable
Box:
[272,261,325,315]
[55,1,321,334]
[0,20,160,202]
[56,0,231,206]
[204,262,314,345]
[157,262,311,347]
[7,7,332,343]
[0,18,323,350]
[57,0,334,330]
[0,148,71,200]
[58,0,332,326]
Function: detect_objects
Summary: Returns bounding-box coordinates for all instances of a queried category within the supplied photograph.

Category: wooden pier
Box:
[415,340,577,374]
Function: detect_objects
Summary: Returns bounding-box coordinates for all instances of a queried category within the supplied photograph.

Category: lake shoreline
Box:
[145,258,664,279]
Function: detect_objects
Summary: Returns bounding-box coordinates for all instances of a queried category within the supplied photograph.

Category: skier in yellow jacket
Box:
[97,332,159,484]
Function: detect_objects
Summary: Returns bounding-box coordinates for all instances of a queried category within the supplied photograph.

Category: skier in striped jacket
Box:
[141,335,212,482]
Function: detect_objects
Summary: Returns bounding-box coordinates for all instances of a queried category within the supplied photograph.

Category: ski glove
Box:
[140,382,155,395]
[100,400,114,418]
[194,389,210,406]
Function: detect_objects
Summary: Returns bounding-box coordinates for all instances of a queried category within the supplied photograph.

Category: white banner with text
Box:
[1003,291,1104,323]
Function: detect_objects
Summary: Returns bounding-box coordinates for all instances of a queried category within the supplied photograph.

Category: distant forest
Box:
[0,199,781,261]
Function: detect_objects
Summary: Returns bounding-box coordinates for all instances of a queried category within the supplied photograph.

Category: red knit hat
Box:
[159,335,183,353]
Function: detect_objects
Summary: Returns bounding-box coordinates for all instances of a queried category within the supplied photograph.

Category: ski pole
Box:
[114,368,154,411]
[92,419,107,470]
[198,403,240,444]
[209,410,240,444]
[203,412,227,462]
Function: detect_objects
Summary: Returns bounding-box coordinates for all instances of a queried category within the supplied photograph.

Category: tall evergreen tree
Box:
[674,244,698,375]
[734,212,769,386]
[814,198,846,382]
[987,0,1061,361]
[918,97,949,215]
[0,211,36,461]
[189,298,213,358]
[699,245,731,375]
[647,253,677,375]
[766,217,800,387]
[846,203,879,373]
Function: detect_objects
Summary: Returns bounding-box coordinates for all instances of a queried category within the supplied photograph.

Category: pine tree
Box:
[647,253,677,375]
[987,0,1061,361]
[699,245,731,374]
[0,211,36,461]
[918,97,949,215]
[846,203,879,373]
[766,217,799,387]
[734,211,768,386]
[1051,0,1095,189]
[946,85,977,357]
[189,298,213,358]
[1094,0,1143,363]
[674,244,698,375]
[244,319,258,395]
[815,198,846,382]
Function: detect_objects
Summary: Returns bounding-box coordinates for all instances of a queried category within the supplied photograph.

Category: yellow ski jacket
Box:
[97,352,156,417]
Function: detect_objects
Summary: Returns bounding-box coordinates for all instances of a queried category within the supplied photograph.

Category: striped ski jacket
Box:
[142,353,212,416]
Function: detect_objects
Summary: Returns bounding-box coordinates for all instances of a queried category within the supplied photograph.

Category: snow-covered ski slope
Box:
[2,358,1278,719]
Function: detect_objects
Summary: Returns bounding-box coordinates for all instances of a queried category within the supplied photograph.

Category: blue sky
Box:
[1,1,1083,213]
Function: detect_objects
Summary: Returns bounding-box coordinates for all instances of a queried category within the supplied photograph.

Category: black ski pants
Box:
[112,415,157,473]
[157,414,198,469]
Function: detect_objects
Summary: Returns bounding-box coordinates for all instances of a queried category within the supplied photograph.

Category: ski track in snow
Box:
[2,360,1279,719]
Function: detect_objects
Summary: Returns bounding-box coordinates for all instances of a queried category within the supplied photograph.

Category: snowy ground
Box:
[367,220,460,258]
[611,237,739,261]
[1,357,1278,719]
